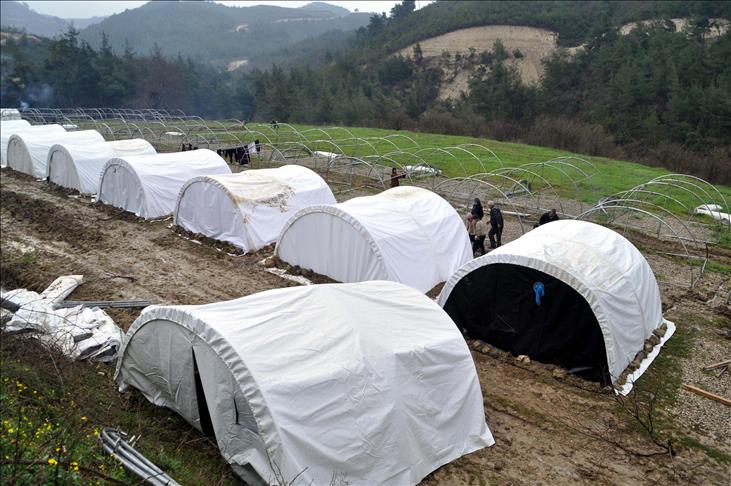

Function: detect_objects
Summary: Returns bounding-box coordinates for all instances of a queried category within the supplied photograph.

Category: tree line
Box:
[1,8,730,183]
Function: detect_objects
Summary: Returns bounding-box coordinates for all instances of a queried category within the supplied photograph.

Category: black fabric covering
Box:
[192,350,215,437]
[444,263,609,378]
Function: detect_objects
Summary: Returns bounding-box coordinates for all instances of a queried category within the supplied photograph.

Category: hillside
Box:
[398,26,583,98]
[0,1,105,37]
[358,0,731,55]
[78,1,370,67]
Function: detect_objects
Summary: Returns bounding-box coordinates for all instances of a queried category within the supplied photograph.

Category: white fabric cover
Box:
[1,108,22,120]
[48,139,156,194]
[97,149,231,219]
[1,119,32,166]
[175,165,336,252]
[438,220,665,382]
[7,129,104,178]
[116,281,493,485]
[276,186,472,292]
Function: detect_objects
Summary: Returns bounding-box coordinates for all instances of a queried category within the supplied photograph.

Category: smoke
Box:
[22,83,56,106]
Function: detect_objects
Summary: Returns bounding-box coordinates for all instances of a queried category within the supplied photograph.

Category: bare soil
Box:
[398,25,584,98]
[1,168,730,485]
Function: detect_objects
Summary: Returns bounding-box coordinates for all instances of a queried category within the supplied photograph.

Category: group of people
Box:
[180,143,198,151]
[216,140,261,166]
[466,198,503,256]
[466,199,560,257]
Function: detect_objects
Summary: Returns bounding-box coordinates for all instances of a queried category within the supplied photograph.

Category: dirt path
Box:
[1,171,292,328]
[1,169,729,485]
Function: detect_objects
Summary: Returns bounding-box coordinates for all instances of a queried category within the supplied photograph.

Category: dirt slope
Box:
[398,25,581,98]
[620,17,729,38]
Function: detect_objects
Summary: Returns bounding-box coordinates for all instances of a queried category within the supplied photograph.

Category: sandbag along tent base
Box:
[438,220,673,392]
[116,281,493,485]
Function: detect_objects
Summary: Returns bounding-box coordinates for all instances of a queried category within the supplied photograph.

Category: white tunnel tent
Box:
[7,128,104,178]
[48,139,157,195]
[276,186,472,293]
[97,149,231,219]
[116,281,493,485]
[438,220,674,394]
[1,119,32,167]
[175,165,336,252]
[3,123,66,169]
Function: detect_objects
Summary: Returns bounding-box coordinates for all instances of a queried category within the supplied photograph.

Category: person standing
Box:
[465,212,475,245]
[487,200,503,249]
[539,208,559,226]
[471,198,484,220]
[390,167,405,188]
[473,216,487,256]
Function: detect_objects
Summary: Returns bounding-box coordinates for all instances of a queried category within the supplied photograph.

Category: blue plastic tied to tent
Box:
[533,282,545,306]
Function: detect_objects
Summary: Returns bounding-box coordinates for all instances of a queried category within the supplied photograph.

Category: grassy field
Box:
[243,122,731,208]
[88,118,731,210]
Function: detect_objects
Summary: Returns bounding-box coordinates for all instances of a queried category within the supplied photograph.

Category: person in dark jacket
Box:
[390,167,405,188]
[487,200,503,249]
[471,198,484,220]
[241,145,250,165]
[539,208,559,226]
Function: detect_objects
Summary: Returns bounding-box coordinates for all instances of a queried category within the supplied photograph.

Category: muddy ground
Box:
[1,168,729,485]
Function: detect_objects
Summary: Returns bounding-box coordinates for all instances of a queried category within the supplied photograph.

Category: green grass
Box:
[82,118,731,213]
[631,312,698,407]
[679,436,731,465]
[620,312,731,464]
[0,337,238,485]
[248,122,731,211]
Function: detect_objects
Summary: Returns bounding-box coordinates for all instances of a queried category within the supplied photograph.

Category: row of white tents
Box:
[4,122,470,292]
[1,119,673,485]
[114,220,673,484]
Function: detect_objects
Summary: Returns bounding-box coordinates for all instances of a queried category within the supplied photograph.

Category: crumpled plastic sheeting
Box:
[1,276,124,362]
[694,204,731,224]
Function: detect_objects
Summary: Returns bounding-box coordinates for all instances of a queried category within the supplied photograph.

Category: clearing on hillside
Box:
[398,25,581,98]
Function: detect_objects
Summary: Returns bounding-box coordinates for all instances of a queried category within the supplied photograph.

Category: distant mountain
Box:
[0,1,106,38]
[298,2,352,17]
[79,1,370,67]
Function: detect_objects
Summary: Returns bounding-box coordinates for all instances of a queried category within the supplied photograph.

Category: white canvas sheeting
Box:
[1,119,31,167]
[694,204,731,224]
[1,108,22,120]
[116,281,493,485]
[175,165,335,252]
[98,149,231,219]
[438,220,669,384]
[276,186,472,292]
[7,128,103,178]
[48,139,156,195]
[2,122,59,168]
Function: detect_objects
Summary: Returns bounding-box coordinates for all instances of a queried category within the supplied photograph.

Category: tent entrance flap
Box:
[444,263,609,380]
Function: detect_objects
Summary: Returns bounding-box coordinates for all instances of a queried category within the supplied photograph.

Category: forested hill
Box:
[0,1,105,37]
[354,0,731,55]
[2,1,730,182]
[78,1,370,67]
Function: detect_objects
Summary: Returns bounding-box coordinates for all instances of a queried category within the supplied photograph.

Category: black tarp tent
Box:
[438,220,673,390]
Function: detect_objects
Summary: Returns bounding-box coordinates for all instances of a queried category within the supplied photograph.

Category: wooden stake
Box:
[682,384,731,407]
[702,359,731,371]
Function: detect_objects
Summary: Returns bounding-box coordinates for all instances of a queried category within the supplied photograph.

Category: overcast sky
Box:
[23,1,433,19]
